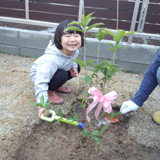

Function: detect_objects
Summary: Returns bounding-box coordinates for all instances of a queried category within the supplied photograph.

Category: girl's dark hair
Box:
[54,20,84,49]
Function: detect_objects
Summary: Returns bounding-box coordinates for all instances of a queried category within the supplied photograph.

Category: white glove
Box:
[120,100,139,114]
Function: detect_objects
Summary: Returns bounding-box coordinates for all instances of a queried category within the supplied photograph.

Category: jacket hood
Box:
[44,40,77,58]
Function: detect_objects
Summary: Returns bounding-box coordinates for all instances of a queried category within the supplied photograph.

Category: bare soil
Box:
[0,53,160,160]
[0,23,160,160]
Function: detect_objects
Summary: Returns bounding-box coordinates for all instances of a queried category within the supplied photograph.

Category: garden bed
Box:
[0,53,160,160]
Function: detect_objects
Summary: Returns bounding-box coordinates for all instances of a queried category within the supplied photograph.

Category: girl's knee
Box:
[56,69,68,81]
[51,69,68,83]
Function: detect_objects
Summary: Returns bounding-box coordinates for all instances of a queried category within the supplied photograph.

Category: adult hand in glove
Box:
[120,100,139,114]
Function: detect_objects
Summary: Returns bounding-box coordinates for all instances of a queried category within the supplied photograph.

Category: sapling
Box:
[64,12,104,62]
[82,124,108,150]
[58,106,78,122]
[65,12,136,149]
[29,95,50,113]
[104,29,136,64]
[90,28,109,64]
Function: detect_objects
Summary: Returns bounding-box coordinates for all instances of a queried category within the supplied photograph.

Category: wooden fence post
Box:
[25,0,29,19]
[128,0,140,44]
[137,0,149,32]
[78,0,84,22]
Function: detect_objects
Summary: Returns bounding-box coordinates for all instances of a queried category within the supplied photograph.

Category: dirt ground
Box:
[0,53,160,160]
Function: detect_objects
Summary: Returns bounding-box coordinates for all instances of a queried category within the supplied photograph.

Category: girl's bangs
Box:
[63,30,82,35]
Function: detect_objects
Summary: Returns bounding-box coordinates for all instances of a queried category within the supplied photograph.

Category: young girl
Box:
[30,20,84,118]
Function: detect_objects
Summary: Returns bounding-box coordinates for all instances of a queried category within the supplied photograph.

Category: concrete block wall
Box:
[0,27,159,73]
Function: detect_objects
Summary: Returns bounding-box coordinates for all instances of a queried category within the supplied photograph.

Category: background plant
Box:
[104,29,135,64]
[64,12,104,62]
[90,28,109,64]
[64,12,135,150]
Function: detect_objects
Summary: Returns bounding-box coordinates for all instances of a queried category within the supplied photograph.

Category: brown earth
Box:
[0,53,160,160]
[0,22,160,160]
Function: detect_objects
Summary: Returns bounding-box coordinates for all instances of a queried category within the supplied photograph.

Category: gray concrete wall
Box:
[0,27,159,73]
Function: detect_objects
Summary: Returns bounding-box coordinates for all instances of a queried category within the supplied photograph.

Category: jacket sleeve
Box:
[131,49,160,107]
[34,58,58,104]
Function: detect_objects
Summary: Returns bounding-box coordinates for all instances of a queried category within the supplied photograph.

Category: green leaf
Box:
[92,136,99,143]
[67,104,71,111]
[106,30,115,39]
[117,46,126,50]
[73,59,86,67]
[40,95,45,106]
[58,107,63,118]
[105,112,111,118]
[99,131,103,136]
[97,32,104,41]
[45,99,50,110]
[68,21,78,25]
[73,113,78,121]
[106,42,115,49]
[85,17,94,27]
[86,23,104,32]
[29,102,44,108]
[101,124,109,131]
[115,30,125,43]
[100,83,103,89]
[29,102,38,106]
[82,14,85,21]
[109,48,116,52]
[112,111,121,118]
[85,12,95,24]
[90,33,98,38]
[82,130,91,137]
[82,75,91,85]
[92,130,99,136]
[124,31,136,36]
[110,111,114,118]
[80,21,87,29]
[86,60,96,66]
[104,67,108,76]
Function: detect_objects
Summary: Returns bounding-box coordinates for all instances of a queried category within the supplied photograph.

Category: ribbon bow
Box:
[86,87,118,122]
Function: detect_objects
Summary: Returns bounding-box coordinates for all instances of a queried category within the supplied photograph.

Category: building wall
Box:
[0,27,159,73]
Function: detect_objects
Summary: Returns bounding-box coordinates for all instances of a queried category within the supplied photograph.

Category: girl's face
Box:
[60,32,82,56]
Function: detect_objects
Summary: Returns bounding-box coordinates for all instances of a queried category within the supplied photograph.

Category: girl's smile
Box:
[60,32,82,56]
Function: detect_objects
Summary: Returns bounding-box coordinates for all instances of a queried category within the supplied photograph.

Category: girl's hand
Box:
[70,68,78,77]
[38,108,47,119]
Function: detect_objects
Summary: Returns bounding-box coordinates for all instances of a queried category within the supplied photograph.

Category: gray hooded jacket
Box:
[30,40,79,104]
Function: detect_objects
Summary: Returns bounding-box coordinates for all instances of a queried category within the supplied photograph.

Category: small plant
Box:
[29,95,50,112]
[91,28,109,64]
[58,106,78,122]
[104,29,136,64]
[82,124,108,150]
[64,12,104,62]
[74,59,122,93]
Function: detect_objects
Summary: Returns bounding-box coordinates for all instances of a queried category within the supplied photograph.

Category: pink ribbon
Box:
[86,87,118,122]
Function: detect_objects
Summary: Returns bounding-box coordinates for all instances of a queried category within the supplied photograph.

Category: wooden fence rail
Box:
[0,0,160,35]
